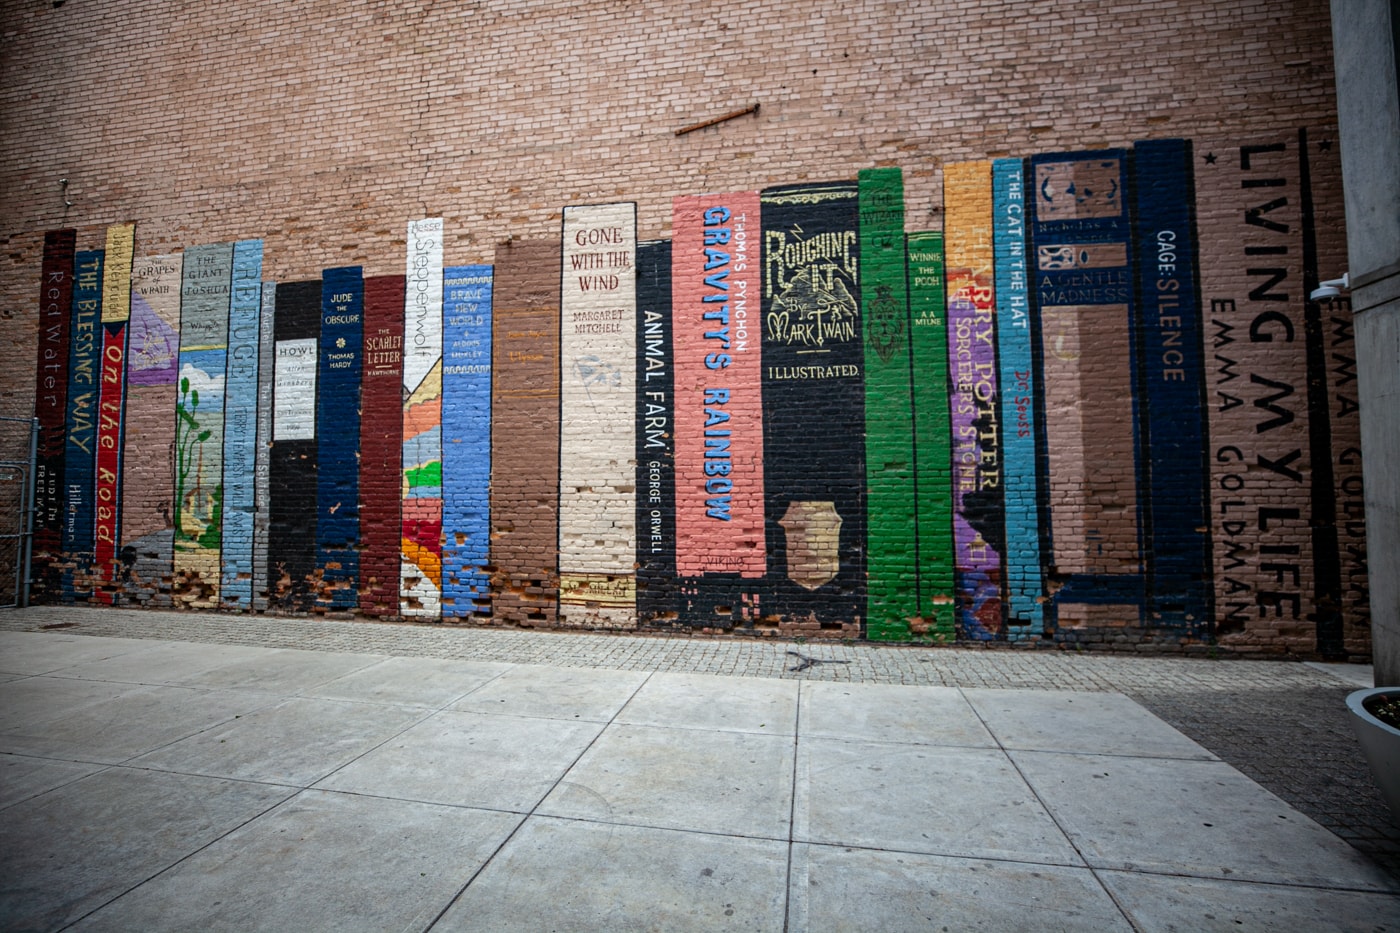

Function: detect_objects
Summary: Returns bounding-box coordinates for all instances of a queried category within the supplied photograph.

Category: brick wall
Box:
[0,0,1367,656]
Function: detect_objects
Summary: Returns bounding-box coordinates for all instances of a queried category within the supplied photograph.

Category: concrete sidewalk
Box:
[2,609,1399,930]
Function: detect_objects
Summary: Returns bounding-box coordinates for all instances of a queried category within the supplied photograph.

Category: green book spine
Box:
[907,232,955,639]
[859,168,919,640]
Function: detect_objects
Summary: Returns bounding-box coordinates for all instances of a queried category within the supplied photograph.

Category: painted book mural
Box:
[760,181,866,632]
[859,168,919,640]
[559,203,637,626]
[27,131,1367,657]
[671,192,766,627]
[1195,133,1332,651]
[401,219,444,620]
[32,229,75,600]
[220,240,264,609]
[61,249,103,600]
[93,223,134,602]
[172,242,233,606]
[944,162,1005,639]
[269,280,320,610]
[122,252,183,605]
[360,275,405,616]
[252,282,276,611]
[490,239,562,627]
[441,265,492,619]
[316,267,363,610]
[1306,133,1369,655]
[1131,139,1210,634]
[907,232,956,639]
[1028,150,1144,632]
[636,240,675,623]
[993,160,1045,639]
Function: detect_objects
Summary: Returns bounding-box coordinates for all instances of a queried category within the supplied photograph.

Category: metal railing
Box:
[0,417,37,608]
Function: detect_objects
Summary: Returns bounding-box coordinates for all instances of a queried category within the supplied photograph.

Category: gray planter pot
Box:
[1348,687,1400,819]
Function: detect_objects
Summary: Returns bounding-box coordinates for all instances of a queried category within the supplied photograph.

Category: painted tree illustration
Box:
[174,375,211,543]
[198,484,223,551]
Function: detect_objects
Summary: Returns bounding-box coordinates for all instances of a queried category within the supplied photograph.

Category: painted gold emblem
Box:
[779,500,842,590]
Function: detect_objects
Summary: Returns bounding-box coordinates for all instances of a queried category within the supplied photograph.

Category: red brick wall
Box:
[0,0,1360,656]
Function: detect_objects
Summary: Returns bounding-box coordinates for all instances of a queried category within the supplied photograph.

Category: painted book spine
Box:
[993,158,1045,638]
[672,192,766,628]
[269,280,320,610]
[32,229,76,598]
[94,223,135,601]
[1131,138,1211,635]
[944,161,1006,639]
[252,281,275,610]
[490,239,562,627]
[172,242,233,606]
[359,275,405,616]
[671,193,766,573]
[316,267,363,610]
[1194,137,1313,644]
[62,248,104,600]
[759,181,865,631]
[1027,149,1145,631]
[907,232,955,638]
[559,203,637,626]
[635,239,675,624]
[220,240,263,608]
[441,265,492,619]
[122,253,183,606]
[859,167,919,640]
[401,218,444,619]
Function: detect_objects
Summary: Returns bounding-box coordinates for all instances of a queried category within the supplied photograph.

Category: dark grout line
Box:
[99,762,306,792]
[42,664,537,931]
[103,696,292,765]
[306,659,518,711]
[55,782,300,933]
[796,838,1097,872]
[1085,864,1400,897]
[1000,745,1223,764]
[5,615,1395,891]
[0,759,118,814]
[958,684,1147,933]
[283,784,539,818]
[783,682,804,933]
[278,663,519,788]
[472,809,794,846]
[416,668,658,933]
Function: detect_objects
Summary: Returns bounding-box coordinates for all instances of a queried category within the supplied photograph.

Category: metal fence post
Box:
[21,417,37,608]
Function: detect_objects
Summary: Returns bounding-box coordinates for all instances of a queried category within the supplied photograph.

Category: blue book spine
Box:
[316,267,364,609]
[62,249,105,598]
[1132,138,1211,635]
[994,158,1045,638]
[441,264,493,618]
[220,239,263,608]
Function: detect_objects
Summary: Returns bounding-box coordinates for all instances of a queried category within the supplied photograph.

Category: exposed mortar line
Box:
[57,785,300,932]
[957,686,1146,933]
[416,667,655,932]
[782,681,804,933]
